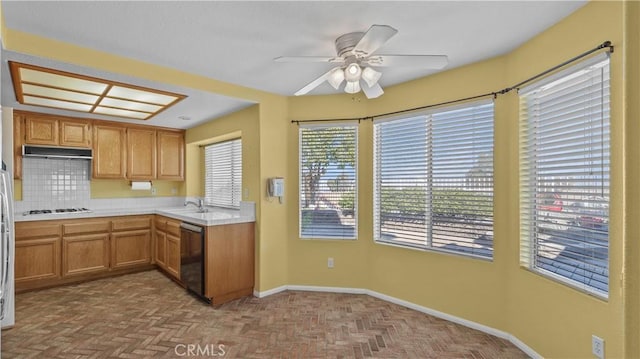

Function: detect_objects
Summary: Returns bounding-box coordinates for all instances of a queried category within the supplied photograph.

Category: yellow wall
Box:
[286,2,628,358]
[90,180,184,198]
[287,93,371,289]
[623,1,640,357]
[504,3,624,358]
[256,97,290,291]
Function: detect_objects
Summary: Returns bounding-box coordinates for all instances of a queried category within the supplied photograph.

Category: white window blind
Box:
[204,139,242,209]
[519,53,610,297]
[373,101,494,259]
[299,125,357,239]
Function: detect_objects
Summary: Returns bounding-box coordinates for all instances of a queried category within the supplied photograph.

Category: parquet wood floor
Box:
[2,270,529,358]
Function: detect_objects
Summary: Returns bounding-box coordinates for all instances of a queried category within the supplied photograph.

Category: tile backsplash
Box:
[22,157,91,209]
[15,158,185,214]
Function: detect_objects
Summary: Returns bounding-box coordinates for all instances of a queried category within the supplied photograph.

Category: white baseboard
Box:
[287,285,367,295]
[253,285,541,359]
[253,285,287,298]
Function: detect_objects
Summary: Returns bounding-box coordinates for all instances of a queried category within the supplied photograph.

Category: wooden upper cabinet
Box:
[24,115,59,145]
[157,130,184,180]
[60,120,92,147]
[93,124,127,179]
[127,128,157,180]
[21,113,91,148]
[14,111,185,181]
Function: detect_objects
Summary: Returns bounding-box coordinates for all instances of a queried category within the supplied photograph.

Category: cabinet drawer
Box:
[166,220,181,237]
[112,217,151,232]
[63,221,110,236]
[16,222,61,240]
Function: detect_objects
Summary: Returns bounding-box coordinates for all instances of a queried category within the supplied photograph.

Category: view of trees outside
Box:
[374,103,494,258]
[299,126,356,238]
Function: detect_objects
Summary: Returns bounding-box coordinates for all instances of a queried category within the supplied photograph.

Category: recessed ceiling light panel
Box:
[99,97,162,113]
[20,68,108,95]
[9,62,186,120]
[94,106,149,119]
[22,84,99,104]
[23,96,94,112]
[107,86,178,105]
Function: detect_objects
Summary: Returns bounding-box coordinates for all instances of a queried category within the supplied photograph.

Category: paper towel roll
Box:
[131,181,152,190]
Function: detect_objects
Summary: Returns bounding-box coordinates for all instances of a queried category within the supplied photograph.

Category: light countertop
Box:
[15,203,256,227]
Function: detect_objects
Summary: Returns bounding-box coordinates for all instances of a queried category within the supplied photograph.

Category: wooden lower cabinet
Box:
[63,234,110,277]
[111,230,151,269]
[165,234,181,279]
[15,214,255,302]
[15,215,153,292]
[154,229,167,268]
[15,237,61,284]
[205,222,255,305]
[153,215,181,281]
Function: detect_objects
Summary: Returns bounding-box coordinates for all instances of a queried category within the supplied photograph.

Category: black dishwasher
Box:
[180,222,210,304]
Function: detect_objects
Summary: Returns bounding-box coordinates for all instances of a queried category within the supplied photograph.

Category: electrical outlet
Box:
[244,188,249,199]
[151,187,157,196]
[327,257,334,269]
[592,335,604,359]
[171,187,177,195]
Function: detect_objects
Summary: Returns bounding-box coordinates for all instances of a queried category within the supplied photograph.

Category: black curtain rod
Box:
[291,117,362,125]
[292,41,613,125]
[373,92,497,120]
[499,40,614,94]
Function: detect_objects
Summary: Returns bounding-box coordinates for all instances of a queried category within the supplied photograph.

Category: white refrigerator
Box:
[1,35,16,358]
[0,170,13,331]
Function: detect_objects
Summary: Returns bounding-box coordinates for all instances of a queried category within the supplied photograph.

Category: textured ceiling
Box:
[1,1,586,128]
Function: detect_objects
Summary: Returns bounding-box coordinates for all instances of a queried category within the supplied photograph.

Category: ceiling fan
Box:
[275,25,448,99]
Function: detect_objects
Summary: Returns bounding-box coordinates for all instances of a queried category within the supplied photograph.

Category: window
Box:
[373,101,494,259]
[519,53,610,297]
[204,139,242,209]
[299,125,357,239]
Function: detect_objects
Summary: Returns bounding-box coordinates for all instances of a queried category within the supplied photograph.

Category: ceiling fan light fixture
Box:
[344,80,361,94]
[327,67,345,89]
[362,67,382,88]
[344,63,362,82]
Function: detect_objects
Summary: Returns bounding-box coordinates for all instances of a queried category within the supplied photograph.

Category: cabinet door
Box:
[157,130,184,180]
[127,128,157,180]
[155,229,167,269]
[24,115,59,145]
[111,229,152,269]
[166,234,181,280]
[15,237,61,284]
[60,120,92,147]
[205,223,255,301]
[62,234,110,277]
[93,124,126,179]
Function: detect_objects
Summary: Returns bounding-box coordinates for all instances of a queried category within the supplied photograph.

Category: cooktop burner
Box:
[23,208,92,216]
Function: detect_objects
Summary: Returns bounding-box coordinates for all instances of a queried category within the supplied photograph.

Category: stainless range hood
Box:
[22,145,92,160]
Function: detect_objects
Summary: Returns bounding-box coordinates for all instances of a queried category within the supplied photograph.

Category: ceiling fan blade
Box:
[361,82,384,99]
[274,56,344,63]
[294,67,339,96]
[352,25,398,57]
[364,55,448,69]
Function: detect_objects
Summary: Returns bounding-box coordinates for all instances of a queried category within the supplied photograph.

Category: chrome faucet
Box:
[184,198,208,213]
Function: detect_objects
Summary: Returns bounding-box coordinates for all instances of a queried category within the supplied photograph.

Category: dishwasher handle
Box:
[180,222,204,233]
